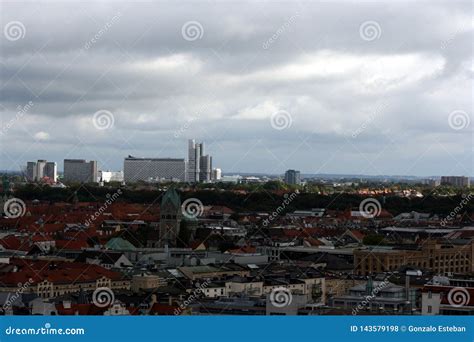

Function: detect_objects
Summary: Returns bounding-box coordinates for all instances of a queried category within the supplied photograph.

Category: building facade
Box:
[26,160,57,182]
[284,169,301,185]
[441,176,470,188]
[354,240,474,276]
[63,159,98,183]
[124,156,186,182]
[188,139,213,183]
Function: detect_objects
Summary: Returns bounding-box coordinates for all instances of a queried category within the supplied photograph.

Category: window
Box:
[427,305,432,313]
[428,291,432,299]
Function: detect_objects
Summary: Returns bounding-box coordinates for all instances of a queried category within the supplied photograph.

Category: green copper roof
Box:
[105,237,136,250]
[161,187,181,208]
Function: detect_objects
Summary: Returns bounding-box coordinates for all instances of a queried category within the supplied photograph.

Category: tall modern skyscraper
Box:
[26,160,57,182]
[63,159,98,183]
[284,169,301,185]
[188,139,213,183]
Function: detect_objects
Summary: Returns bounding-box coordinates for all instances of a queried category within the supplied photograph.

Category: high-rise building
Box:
[187,139,213,183]
[199,155,212,182]
[63,159,98,183]
[124,156,186,182]
[26,160,57,182]
[212,168,222,181]
[284,169,301,185]
[440,176,470,188]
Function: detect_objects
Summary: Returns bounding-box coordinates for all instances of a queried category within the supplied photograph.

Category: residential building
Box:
[284,169,301,185]
[441,176,470,188]
[354,240,474,276]
[26,160,57,182]
[422,276,474,315]
[63,159,98,183]
[123,156,186,182]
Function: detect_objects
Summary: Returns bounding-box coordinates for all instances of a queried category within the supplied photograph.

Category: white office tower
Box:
[212,168,222,181]
[63,159,98,183]
[124,156,186,182]
[26,160,57,182]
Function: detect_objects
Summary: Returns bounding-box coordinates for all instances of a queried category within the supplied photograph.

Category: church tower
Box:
[158,187,182,247]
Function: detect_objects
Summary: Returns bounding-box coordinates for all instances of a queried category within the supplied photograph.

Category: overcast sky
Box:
[1,0,472,177]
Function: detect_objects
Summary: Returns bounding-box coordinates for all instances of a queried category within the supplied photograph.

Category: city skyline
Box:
[0,1,471,177]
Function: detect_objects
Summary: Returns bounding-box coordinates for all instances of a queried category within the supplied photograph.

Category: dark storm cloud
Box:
[0,0,472,176]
